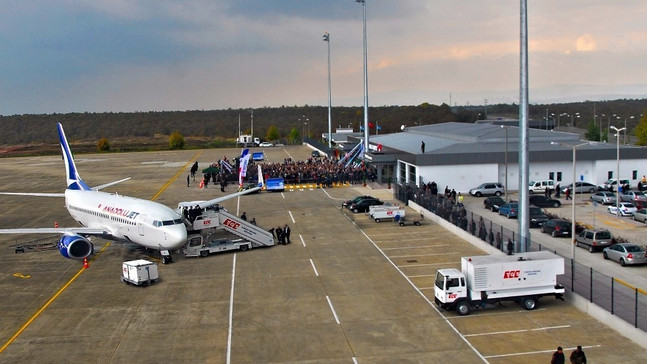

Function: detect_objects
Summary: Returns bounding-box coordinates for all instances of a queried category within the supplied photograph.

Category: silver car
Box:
[619,191,647,202]
[603,243,647,266]
[590,192,616,205]
[633,208,647,223]
[562,182,597,194]
[469,182,504,197]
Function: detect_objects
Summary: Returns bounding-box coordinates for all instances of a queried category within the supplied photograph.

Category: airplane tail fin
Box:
[257,165,264,189]
[57,123,91,191]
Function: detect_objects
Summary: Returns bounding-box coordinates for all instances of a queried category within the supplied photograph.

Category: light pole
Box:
[610,125,626,219]
[323,32,332,148]
[355,0,369,154]
[505,128,509,201]
[552,141,591,261]
[299,115,309,142]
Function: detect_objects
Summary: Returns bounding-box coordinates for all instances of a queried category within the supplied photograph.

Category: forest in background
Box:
[1,98,646,156]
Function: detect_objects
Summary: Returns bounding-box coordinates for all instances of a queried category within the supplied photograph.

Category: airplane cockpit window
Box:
[153,220,161,227]
[162,219,184,226]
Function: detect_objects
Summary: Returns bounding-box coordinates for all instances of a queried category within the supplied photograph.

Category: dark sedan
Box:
[342,195,374,208]
[348,199,383,213]
[529,195,561,208]
[541,219,572,237]
[484,196,506,212]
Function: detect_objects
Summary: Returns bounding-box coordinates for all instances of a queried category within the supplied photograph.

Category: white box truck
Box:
[434,251,565,315]
[121,259,159,286]
[368,205,406,222]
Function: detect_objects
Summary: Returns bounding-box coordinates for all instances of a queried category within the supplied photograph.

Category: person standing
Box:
[421,141,425,153]
[507,239,514,255]
[569,345,587,364]
[551,346,565,364]
[565,187,572,200]
[240,212,247,221]
[187,174,190,187]
[283,224,291,244]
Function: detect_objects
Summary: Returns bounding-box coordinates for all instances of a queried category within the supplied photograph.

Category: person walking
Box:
[495,232,502,250]
[283,224,291,244]
[569,345,587,364]
[565,187,571,200]
[421,140,425,153]
[551,346,565,364]
[507,239,514,255]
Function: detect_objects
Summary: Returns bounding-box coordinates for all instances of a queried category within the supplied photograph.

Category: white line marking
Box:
[226,253,237,364]
[380,244,450,250]
[388,252,456,259]
[484,345,601,359]
[280,192,285,199]
[326,296,340,324]
[288,210,295,224]
[408,274,436,278]
[309,259,319,277]
[299,234,306,247]
[446,308,547,319]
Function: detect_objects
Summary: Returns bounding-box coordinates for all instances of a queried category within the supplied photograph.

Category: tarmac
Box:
[0,145,646,363]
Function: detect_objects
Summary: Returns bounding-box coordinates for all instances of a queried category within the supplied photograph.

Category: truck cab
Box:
[434,268,467,311]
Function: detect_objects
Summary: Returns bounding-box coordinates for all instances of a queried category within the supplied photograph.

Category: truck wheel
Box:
[353,208,359,213]
[200,250,209,257]
[588,245,595,253]
[240,244,249,251]
[414,221,420,226]
[456,301,470,316]
[522,297,538,310]
[375,218,380,223]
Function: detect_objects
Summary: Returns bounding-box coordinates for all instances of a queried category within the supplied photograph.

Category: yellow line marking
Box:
[613,277,647,295]
[0,243,110,354]
[151,150,202,201]
[12,273,31,279]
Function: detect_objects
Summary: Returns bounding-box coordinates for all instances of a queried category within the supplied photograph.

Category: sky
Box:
[1,0,646,115]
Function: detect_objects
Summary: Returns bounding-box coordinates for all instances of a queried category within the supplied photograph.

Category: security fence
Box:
[395,183,647,332]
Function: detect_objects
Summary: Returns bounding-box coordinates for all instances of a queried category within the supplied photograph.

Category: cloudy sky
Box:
[1,0,646,115]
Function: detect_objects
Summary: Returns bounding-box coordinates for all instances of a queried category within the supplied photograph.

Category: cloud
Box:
[575,34,597,52]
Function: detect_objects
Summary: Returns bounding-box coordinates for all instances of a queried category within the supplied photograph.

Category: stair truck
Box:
[183,235,252,257]
[434,251,565,315]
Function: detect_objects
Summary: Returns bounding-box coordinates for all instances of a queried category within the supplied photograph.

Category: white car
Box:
[258,142,273,147]
[607,202,637,216]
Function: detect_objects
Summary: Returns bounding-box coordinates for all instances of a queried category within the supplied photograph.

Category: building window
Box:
[409,165,417,186]
[549,172,554,181]
[608,171,613,179]
[399,162,406,185]
[633,170,638,180]
[556,172,562,182]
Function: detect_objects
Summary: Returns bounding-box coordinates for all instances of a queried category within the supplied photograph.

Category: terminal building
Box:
[359,122,647,193]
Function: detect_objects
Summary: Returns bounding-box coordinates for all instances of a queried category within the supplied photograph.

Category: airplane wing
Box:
[0,227,108,235]
[0,192,65,197]
[92,177,131,191]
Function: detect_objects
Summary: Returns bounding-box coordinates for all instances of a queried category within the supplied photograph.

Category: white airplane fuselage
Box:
[65,189,187,250]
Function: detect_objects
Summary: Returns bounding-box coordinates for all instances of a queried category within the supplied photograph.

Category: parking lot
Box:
[0,147,646,363]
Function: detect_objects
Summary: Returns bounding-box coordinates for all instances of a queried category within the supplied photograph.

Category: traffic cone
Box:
[83,257,89,269]
[199,179,205,189]
[54,221,59,228]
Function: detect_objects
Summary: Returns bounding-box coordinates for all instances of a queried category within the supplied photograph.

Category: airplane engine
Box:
[58,234,94,259]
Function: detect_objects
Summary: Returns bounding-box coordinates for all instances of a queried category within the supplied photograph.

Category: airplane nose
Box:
[163,226,188,250]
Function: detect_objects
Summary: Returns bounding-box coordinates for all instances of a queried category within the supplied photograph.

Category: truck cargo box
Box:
[461,251,564,293]
[122,259,159,286]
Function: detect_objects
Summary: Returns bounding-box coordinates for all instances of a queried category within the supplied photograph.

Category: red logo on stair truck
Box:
[223,218,241,230]
[503,270,520,279]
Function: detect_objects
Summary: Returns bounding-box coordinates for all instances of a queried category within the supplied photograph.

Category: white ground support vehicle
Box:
[183,235,252,257]
[122,259,159,286]
[434,251,565,315]
[368,205,406,223]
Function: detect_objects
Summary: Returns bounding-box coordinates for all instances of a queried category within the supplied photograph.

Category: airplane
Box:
[0,123,263,263]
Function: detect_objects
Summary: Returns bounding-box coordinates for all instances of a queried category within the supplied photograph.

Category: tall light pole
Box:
[552,141,591,261]
[518,0,530,253]
[323,32,332,148]
[505,126,509,202]
[610,125,626,219]
[355,0,369,154]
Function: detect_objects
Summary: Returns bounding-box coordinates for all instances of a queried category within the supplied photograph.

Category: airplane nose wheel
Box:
[160,250,173,264]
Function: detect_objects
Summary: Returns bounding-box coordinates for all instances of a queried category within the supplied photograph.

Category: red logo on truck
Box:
[223,219,240,230]
[202,219,211,225]
[503,270,520,279]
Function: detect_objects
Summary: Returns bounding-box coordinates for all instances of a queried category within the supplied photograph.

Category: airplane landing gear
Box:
[160,250,173,264]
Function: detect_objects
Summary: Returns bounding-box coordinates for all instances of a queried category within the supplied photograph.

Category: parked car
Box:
[528,180,555,194]
[608,202,637,216]
[590,192,616,205]
[575,229,614,252]
[528,195,561,208]
[258,142,273,147]
[484,196,506,212]
[541,219,572,237]
[632,208,647,223]
[562,182,597,194]
[529,206,549,227]
[603,243,647,266]
[342,195,375,208]
[598,179,630,191]
[348,198,383,213]
[619,191,647,203]
[469,182,504,197]
[311,150,321,158]
[498,203,519,218]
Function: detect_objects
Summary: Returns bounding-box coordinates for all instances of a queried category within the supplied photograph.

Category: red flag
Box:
[368,122,375,128]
